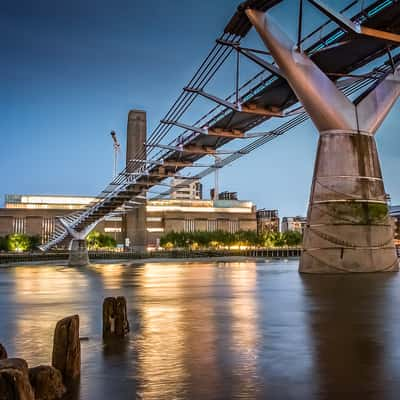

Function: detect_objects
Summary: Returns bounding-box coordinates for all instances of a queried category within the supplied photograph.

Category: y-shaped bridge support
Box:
[59,218,99,267]
[246,8,400,273]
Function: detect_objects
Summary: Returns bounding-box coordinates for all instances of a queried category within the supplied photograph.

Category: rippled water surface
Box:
[1,259,400,399]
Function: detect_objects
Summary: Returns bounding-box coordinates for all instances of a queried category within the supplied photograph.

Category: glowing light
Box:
[104,227,122,233]
[20,195,96,205]
[146,217,162,222]
[147,228,164,232]
[147,205,252,213]
[5,194,99,209]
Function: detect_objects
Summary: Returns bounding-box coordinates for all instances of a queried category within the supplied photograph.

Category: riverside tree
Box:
[0,234,41,252]
[159,230,303,249]
[86,231,117,249]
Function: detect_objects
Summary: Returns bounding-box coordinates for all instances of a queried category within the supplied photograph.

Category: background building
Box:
[170,178,202,200]
[281,216,307,234]
[218,191,238,201]
[210,190,238,201]
[256,209,280,234]
[0,194,124,245]
[0,111,260,251]
[145,199,256,248]
[0,195,257,249]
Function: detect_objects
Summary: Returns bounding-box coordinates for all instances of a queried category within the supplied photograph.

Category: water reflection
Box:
[135,263,188,399]
[228,263,260,397]
[11,267,91,364]
[0,261,400,399]
[301,273,400,400]
[87,264,125,290]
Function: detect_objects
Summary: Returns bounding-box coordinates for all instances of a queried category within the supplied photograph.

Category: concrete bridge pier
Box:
[246,8,400,273]
[68,239,89,267]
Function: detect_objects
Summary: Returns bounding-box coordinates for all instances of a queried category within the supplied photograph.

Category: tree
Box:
[0,237,7,251]
[86,231,117,249]
[235,230,259,248]
[160,230,275,250]
[86,231,101,249]
[7,234,31,252]
[98,234,117,248]
[273,232,287,247]
[283,230,303,246]
[28,235,41,251]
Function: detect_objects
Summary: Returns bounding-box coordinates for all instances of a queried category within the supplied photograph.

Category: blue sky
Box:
[1,0,399,218]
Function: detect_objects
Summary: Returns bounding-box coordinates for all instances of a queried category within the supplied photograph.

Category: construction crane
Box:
[110,131,121,178]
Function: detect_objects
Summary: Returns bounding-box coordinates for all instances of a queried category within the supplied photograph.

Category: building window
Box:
[104,227,122,233]
[184,219,195,232]
[147,228,164,233]
[146,217,162,222]
[41,217,54,243]
[217,219,227,231]
[229,220,239,233]
[207,220,217,232]
[13,217,26,234]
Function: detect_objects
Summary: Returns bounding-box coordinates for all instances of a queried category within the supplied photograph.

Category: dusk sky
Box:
[1,0,399,218]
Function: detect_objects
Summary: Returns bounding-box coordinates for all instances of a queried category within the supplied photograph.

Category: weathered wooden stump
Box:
[29,365,66,400]
[0,358,29,379]
[0,344,7,360]
[103,297,130,338]
[52,315,81,383]
[0,358,34,400]
[115,297,130,336]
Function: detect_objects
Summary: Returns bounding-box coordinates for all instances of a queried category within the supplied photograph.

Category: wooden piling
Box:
[0,344,7,360]
[52,315,81,383]
[103,297,130,338]
[0,358,34,400]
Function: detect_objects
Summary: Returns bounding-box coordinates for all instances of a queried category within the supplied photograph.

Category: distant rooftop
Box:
[4,194,97,210]
[3,194,255,213]
[147,198,254,214]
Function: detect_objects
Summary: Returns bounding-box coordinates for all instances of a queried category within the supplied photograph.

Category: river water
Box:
[0,259,400,399]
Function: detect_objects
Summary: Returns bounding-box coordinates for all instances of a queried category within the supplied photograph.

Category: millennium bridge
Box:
[40,0,400,273]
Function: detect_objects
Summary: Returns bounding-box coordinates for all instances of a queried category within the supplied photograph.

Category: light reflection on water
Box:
[0,260,400,399]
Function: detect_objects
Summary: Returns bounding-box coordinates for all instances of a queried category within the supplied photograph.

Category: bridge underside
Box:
[41,0,400,262]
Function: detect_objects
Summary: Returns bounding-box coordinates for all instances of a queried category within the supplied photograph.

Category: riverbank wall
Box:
[0,248,303,265]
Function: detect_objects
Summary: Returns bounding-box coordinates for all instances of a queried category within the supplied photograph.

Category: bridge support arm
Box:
[58,217,101,241]
[58,216,105,267]
[245,9,356,132]
[357,69,400,134]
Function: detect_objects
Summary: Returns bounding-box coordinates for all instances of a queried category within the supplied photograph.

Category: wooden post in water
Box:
[52,315,81,383]
[28,366,66,400]
[0,344,7,360]
[103,297,130,338]
[0,358,34,400]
